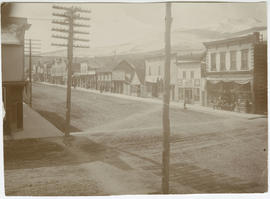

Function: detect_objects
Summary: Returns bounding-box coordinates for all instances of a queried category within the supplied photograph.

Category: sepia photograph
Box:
[1,0,268,197]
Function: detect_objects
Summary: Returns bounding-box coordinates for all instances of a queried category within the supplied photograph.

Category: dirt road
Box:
[4,83,268,195]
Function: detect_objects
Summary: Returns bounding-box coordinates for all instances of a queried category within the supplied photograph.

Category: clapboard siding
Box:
[253,43,267,114]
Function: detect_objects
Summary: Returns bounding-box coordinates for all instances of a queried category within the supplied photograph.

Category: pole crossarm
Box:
[25,41,41,46]
[52,28,89,35]
[52,43,89,48]
[52,5,71,11]
[52,20,69,26]
[74,37,89,42]
[73,45,89,48]
[53,5,91,13]
[52,27,69,33]
[24,51,41,54]
[52,35,89,42]
[24,46,41,50]
[73,7,91,13]
[51,43,68,47]
[73,23,90,28]
[25,39,41,42]
[53,13,70,18]
[73,30,89,35]
[24,54,41,57]
[51,4,91,136]
[52,35,68,40]
[74,16,91,21]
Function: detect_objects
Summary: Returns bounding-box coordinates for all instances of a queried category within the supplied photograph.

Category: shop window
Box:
[178,88,184,100]
[190,71,194,79]
[220,52,226,71]
[195,88,200,101]
[211,53,216,71]
[241,49,248,70]
[230,51,237,71]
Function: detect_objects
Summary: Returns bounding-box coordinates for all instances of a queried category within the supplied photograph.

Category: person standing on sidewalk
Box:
[184,98,187,109]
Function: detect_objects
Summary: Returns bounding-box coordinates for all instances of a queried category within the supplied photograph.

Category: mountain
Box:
[40,17,266,58]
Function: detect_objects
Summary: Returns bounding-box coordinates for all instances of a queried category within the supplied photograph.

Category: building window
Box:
[210,53,216,71]
[183,71,186,79]
[241,49,249,70]
[194,88,200,101]
[230,51,237,71]
[190,71,194,79]
[220,52,226,71]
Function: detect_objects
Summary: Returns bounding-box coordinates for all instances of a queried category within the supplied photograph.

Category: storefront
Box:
[177,79,201,104]
[206,77,253,112]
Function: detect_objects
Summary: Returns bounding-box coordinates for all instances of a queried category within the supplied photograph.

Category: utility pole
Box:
[52,5,90,136]
[162,2,172,194]
[24,39,41,108]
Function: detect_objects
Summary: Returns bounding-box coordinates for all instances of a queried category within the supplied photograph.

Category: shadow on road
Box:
[36,110,82,133]
[4,136,132,172]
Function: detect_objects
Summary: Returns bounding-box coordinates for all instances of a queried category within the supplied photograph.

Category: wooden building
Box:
[2,17,31,133]
[111,59,145,96]
[130,60,145,97]
[176,53,205,105]
[96,67,113,92]
[112,60,133,95]
[51,58,67,85]
[203,32,267,114]
[144,54,178,100]
[72,60,99,89]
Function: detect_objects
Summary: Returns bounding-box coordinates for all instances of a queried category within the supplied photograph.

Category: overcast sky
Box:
[10,2,267,54]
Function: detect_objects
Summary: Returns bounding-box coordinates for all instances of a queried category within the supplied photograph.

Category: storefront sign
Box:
[185,79,193,87]
[178,79,183,87]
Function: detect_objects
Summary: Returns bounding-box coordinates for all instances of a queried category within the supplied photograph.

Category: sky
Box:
[9,2,267,55]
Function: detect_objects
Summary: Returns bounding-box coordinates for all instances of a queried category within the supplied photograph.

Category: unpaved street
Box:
[4,83,268,195]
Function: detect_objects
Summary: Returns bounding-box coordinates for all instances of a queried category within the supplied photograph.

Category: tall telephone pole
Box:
[162,2,172,194]
[52,5,90,136]
[24,39,41,108]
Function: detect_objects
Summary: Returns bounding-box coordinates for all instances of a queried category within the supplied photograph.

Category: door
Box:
[185,88,192,104]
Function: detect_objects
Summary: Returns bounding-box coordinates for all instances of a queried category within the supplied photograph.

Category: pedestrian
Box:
[236,98,241,112]
[184,98,187,110]
[245,99,250,113]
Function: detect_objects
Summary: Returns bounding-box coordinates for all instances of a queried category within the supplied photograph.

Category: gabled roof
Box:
[124,58,145,84]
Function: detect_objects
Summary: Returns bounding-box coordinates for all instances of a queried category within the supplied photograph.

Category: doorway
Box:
[185,88,192,104]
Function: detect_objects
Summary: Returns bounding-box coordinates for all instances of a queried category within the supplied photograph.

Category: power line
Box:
[24,39,41,108]
[51,4,91,137]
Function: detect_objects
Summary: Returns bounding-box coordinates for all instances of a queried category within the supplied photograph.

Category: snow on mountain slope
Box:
[41,17,266,58]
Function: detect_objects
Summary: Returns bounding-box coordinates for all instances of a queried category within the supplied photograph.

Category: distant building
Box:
[130,60,145,97]
[51,58,67,85]
[176,53,206,105]
[144,54,178,100]
[96,67,113,92]
[203,32,267,114]
[111,60,134,95]
[72,61,97,89]
[1,17,31,133]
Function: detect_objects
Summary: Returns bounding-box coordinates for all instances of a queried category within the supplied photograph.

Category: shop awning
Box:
[206,77,252,85]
